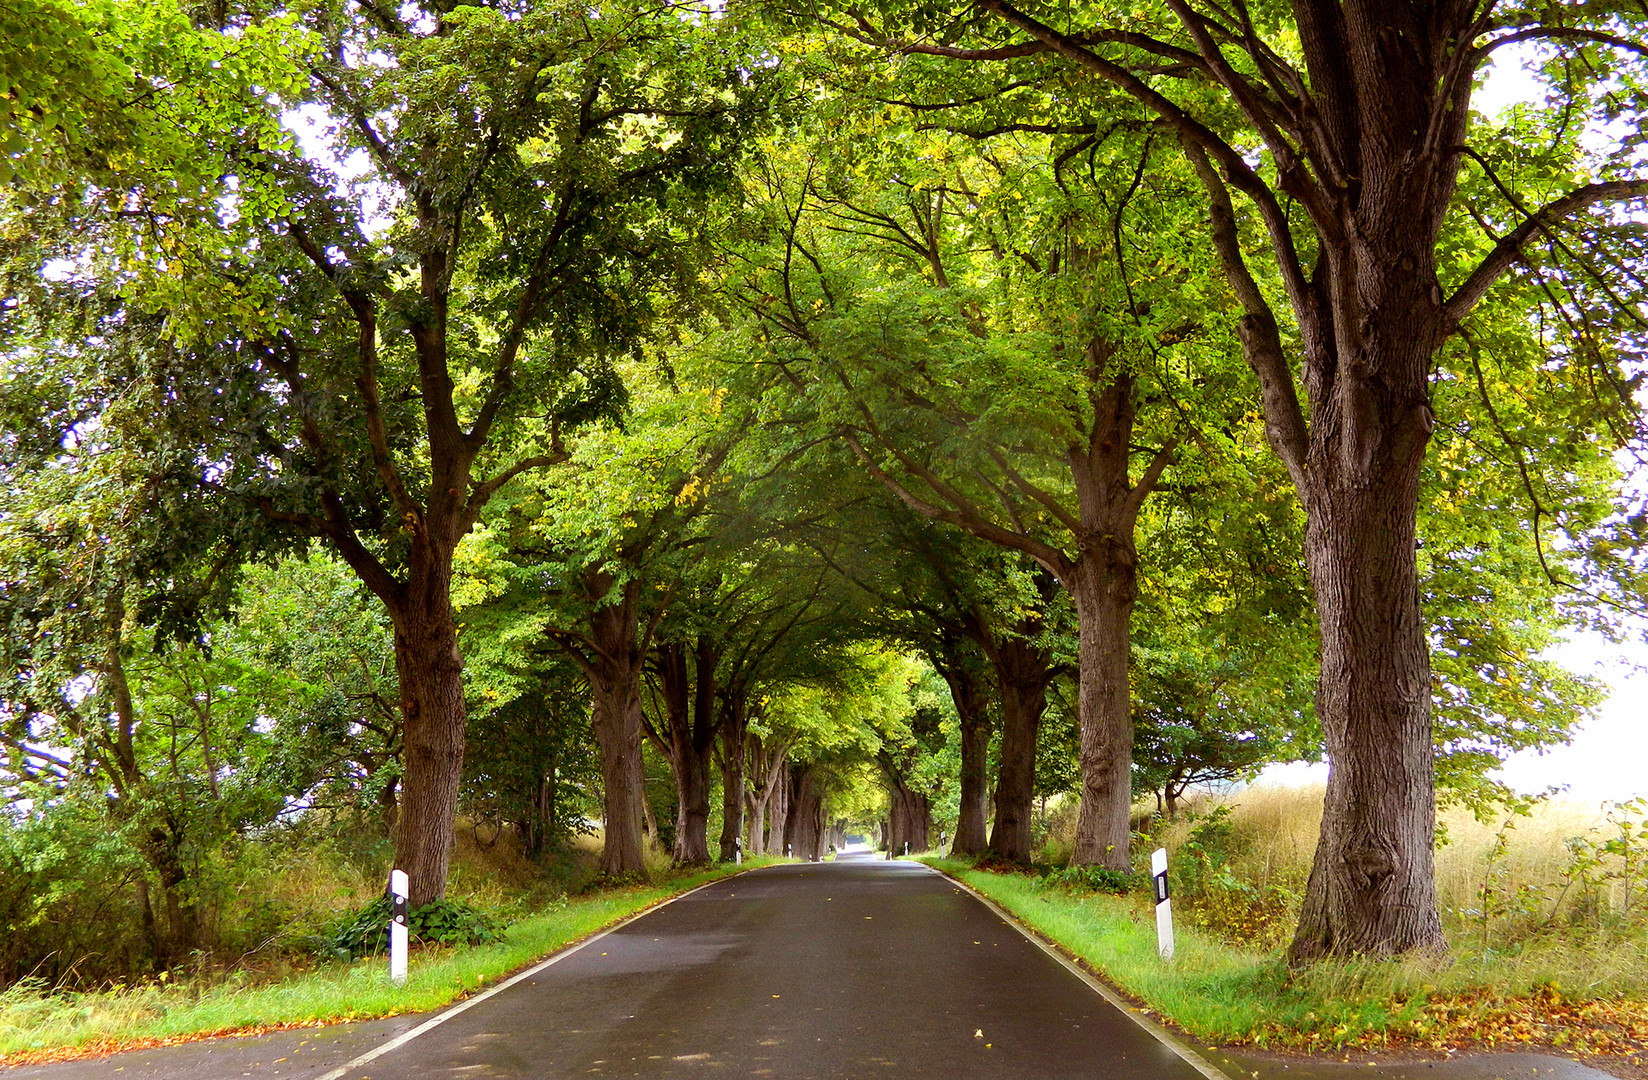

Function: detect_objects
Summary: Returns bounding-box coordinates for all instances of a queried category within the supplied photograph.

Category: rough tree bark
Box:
[582,573,650,879]
[746,732,790,855]
[783,765,825,860]
[1066,540,1135,871]
[881,751,933,854]
[766,749,791,855]
[983,628,1056,864]
[650,636,720,866]
[384,538,469,904]
[716,694,748,862]
[934,653,992,857]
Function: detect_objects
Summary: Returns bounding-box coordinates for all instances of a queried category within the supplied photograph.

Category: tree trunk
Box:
[745,732,788,856]
[936,655,992,857]
[886,771,932,855]
[653,637,719,867]
[1288,404,1443,958]
[134,875,161,972]
[984,629,1054,864]
[784,765,825,860]
[149,822,200,961]
[1131,5,1482,957]
[766,751,790,854]
[670,740,713,866]
[716,695,748,862]
[587,577,649,879]
[883,748,936,857]
[1068,540,1137,871]
[387,562,468,905]
[745,786,765,855]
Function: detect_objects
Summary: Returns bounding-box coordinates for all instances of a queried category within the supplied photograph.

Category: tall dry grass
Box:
[1126,784,1648,994]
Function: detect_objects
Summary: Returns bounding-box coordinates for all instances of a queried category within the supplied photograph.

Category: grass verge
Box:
[0,858,779,1066]
[923,857,1648,1073]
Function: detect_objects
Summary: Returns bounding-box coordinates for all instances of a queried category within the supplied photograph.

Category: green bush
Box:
[326,896,505,960]
[1039,863,1144,895]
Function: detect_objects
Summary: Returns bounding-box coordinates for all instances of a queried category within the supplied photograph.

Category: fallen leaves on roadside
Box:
[1242,985,1648,1072]
[0,1019,339,1068]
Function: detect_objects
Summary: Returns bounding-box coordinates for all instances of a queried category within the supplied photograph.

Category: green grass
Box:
[0,858,779,1062]
[924,857,1303,1045]
[923,857,1648,1054]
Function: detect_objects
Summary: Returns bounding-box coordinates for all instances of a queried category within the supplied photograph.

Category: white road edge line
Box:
[311,870,753,1080]
[924,862,1234,1080]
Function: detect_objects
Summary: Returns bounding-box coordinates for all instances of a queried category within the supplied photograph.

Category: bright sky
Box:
[1492,634,1647,802]
[1259,54,1648,806]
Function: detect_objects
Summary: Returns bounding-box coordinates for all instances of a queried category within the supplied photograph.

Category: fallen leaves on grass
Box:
[1245,985,1648,1070]
[0,1019,338,1068]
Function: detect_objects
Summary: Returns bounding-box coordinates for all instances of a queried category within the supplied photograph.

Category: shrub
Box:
[326,896,505,960]
[1039,864,1144,895]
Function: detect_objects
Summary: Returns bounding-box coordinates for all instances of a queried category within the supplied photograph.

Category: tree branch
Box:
[843,432,1072,579]
[1182,140,1309,489]
[1446,179,1648,328]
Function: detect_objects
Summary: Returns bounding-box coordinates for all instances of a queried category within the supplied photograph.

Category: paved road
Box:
[7,855,1215,1080]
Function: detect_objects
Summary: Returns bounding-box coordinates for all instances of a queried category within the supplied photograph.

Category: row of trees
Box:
[3,0,1644,971]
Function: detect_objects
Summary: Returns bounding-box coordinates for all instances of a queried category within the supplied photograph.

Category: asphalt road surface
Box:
[10,856,1219,1080]
[329,854,1213,1079]
[11,856,1629,1080]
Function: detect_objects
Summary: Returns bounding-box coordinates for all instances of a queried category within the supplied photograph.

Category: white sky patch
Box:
[281,103,397,237]
[1474,47,1544,118]
[1493,631,1648,802]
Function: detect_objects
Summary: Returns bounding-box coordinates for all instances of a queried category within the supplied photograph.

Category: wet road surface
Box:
[5,855,1217,1080]
[321,854,1210,1079]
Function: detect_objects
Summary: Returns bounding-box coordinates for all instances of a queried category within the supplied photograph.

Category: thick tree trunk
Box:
[587,579,649,879]
[883,757,930,855]
[1142,5,1478,957]
[745,732,788,855]
[1288,372,1443,959]
[985,628,1054,864]
[670,741,713,866]
[887,782,932,854]
[1068,542,1136,871]
[937,658,992,857]
[388,573,468,905]
[768,760,789,854]
[746,788,765,855]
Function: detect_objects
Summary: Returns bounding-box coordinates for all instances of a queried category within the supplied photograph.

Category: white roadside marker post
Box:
[735,836,743,865]
[389,868,409,985]
[1151,848,1174,961]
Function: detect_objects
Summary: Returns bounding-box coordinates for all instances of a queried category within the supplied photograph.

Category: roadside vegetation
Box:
[0,830,776,1065]
[928,786,1648,1071]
